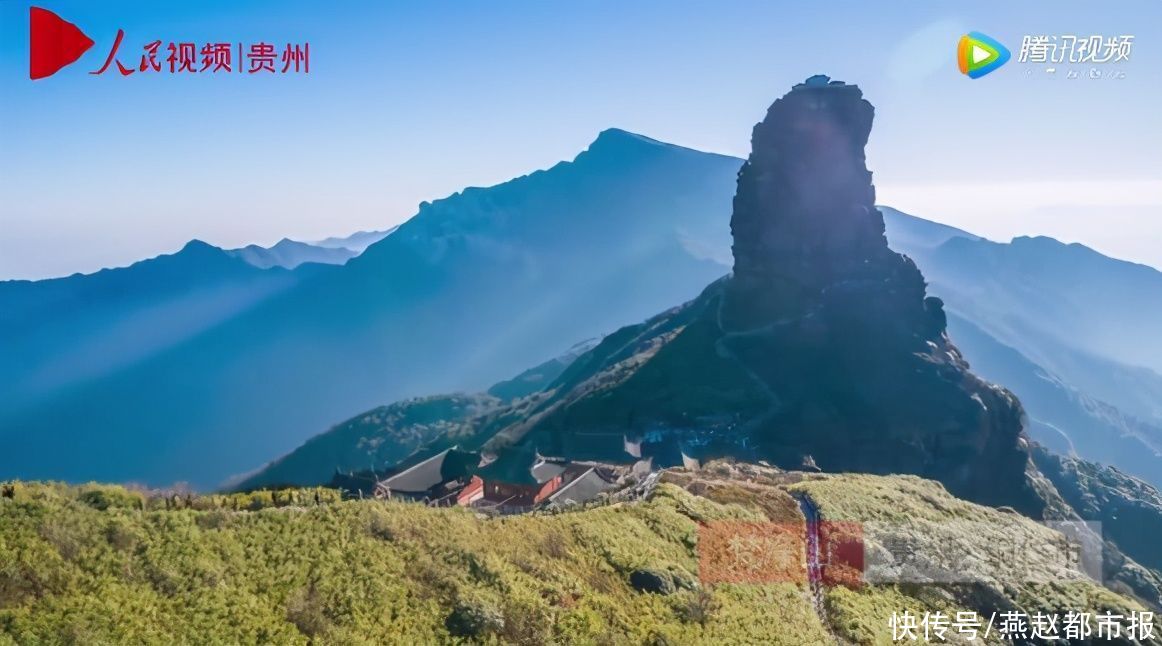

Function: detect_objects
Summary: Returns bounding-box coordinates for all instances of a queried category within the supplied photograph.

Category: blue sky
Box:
[1,0,1160,279]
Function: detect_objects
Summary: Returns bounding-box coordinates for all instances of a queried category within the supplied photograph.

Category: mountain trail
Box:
[793,490,848,645]
[712,292,790,433]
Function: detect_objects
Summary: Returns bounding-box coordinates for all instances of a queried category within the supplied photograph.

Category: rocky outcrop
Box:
[489,77,1044,517]
[727,75,922,328]
[718,76,1040,514]
[628,569,677,595]
[1033,445,1162,599]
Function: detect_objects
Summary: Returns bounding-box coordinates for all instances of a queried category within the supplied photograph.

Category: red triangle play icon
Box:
[29,6,95,80]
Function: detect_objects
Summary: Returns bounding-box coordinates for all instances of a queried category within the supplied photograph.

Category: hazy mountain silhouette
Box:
[0,240,322,406]
[2,128,1159,489]
[227,239,357,270]
[225,228,402,270]
[916,235,1162,423]
[878,211,1162,485]
[311,227,397,253]
[945,313,1162,484]
[0,129,738,488]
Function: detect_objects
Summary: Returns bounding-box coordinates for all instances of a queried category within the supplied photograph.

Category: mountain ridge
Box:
[3,125,1161,490]
[226,238,357,270]
[0,127,741,488]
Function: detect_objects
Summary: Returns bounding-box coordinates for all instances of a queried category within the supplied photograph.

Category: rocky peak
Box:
[492,77,1045,517]
[715,78,1039,511]
[727,75,935,338]
[576,128,683,168]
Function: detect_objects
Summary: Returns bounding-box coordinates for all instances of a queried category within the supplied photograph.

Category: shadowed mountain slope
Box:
[0,130,739,488]
[487,77,1043,514]
[3,110,1160,491]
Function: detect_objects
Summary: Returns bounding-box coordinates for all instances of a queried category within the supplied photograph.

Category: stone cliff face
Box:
[1033,445,1162,576]
[490,77,1045,516]
[726,76,934,334]
[718,76,1041,513]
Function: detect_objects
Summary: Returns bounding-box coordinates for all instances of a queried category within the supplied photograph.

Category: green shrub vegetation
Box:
[0,480,830,645]
[791,473,1150,644]
[1,471,1146,644]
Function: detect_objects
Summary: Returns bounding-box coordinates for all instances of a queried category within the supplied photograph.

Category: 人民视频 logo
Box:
[29,6,309,80]
[29,7,94,79]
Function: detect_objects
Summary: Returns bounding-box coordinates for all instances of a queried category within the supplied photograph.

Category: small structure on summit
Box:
[544,466,618,509]
[331,443,620,511]
[374,447,478,504]
[465,445,568,509]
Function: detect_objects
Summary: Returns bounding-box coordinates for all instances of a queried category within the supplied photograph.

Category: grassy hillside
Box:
[789,473,1144,642]
[1,467,1147,645]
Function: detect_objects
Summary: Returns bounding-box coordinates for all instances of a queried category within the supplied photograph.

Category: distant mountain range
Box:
[309,227,397,253]
[0,129,737,488]
[876,208,1162,486]
[227,228,399,270]
[227,239,358,270]
[1,129,1159,489]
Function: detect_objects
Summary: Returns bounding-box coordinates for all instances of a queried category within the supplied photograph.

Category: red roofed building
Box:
[460,446,566,510]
